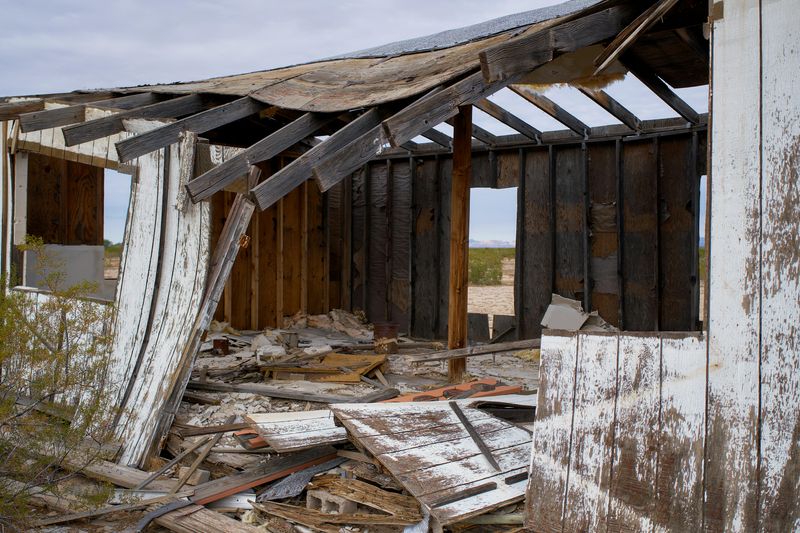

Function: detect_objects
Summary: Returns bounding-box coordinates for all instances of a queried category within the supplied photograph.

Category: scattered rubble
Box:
[30,309,538,531]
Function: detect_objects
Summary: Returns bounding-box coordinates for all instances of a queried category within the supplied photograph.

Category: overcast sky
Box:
[0,0,708,244]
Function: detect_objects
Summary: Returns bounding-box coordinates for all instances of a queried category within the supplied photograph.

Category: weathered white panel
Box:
[112,134,210,466]
[705,1,762,530]
[758,0,800,527]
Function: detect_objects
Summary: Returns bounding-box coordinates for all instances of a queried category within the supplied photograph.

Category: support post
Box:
[447,105,471,382]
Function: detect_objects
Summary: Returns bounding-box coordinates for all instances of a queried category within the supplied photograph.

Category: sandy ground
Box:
[468,257,515,316]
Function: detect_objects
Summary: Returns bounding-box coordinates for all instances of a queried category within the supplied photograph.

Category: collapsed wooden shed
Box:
[0,0,797,529]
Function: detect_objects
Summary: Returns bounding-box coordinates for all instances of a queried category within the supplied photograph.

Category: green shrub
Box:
[468,248,515,285]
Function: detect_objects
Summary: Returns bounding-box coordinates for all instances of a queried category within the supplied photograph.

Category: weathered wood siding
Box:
[706,0,800,530]
[526,330,706,531]
[8,118,211,467]
[342,132,705,338]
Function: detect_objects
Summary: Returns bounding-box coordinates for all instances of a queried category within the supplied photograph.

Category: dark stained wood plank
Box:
[437,158,453,339]
[624,55,701,124]
[577,88,642,131]
[367,162,389,323]
[114,96,267,162]
[510,86,589,137]
[388,159,412,329]
[475,98,541,141]
[307,180,327,314]
[410,157,439,339]
[658,135,696,330]
[254,108,382,210]
[553,145,585,301]
[282,184,304,316]
[350,167,367,314]
[187,112,336,202]
[62,94,208,147]
[447,106,471,381]
[587,141,620,326]
[621,139,659,330]
[480,4,639,82]
[518,148,552,339]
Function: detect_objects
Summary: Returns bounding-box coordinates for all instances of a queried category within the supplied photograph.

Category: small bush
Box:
[468,248,515,286]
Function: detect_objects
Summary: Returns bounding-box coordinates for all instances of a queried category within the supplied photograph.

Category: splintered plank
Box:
[246,410,347,453]
[562,333,618,531]
[525,332,578,532]
[331,401,530,524]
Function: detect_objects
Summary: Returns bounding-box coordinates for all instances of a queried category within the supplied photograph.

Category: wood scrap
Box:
[253,500,420,528]
[257,457,346,501]
[309,474,422,523]
[262,353,386,382]
[407,338,540,363]
[339,460,404,491]
[135,436,211,490]
[176,422,251,438]
[33,490,192,527]
[246,410,348,452]
[170,415,234,494]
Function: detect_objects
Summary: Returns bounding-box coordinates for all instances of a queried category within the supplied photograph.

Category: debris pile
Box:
[29,309,539,531]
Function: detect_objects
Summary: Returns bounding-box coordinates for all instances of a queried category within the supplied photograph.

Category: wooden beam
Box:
[114,96,267,162]
[447,105,471,383]
[510,85,590,136]
[383,68,541,148]
[18,93,157,133]
[421,128,452,148]
[624,56,701,124]
[450,118,497,146]
[186,112,337,202]
[577,87,642,131]
[474,98,541,141]
[0,99,44,120]
[251,108,382,210]
[479,4,639,83]
[313,66,544,194]
[593,0,680,75]
[62,94,208,146]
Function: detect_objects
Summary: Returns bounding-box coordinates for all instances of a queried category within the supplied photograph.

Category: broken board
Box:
[261,353,386,382]
[246,410,348,452]
[330,401,531,524]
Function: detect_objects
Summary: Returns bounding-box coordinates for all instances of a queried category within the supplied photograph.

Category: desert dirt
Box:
[468,257,515,317]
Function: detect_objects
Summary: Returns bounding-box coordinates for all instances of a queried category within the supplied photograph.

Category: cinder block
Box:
[307,489,357,514]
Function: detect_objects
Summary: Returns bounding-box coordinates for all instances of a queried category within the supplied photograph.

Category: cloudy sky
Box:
[0,0,708,243]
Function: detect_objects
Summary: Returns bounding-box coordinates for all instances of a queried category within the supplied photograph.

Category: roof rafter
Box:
[63,94,211,146]
[251,108,386,210]
[510,85,589,137]
[114,97,269,162]
[623,55,700,124]
[577,87,641,131]
[593,0,680,75]
[447,117,498,146]
[474,98,541,141]
[18,93,158,133]
[186,112,339,202]
[479,3,640,83]
[421,128,452,149]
